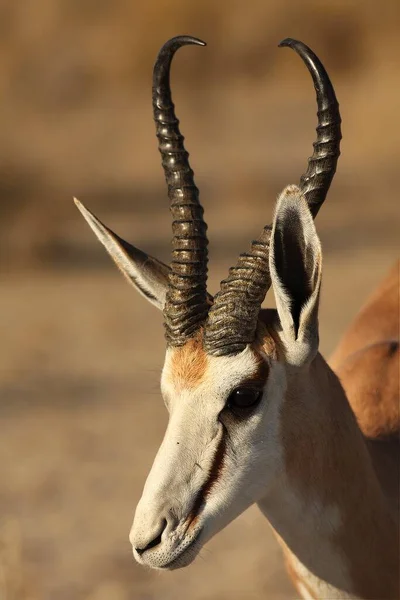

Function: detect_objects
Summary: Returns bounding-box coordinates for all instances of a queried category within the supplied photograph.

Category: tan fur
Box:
[277,263,400,599]
[330,263,399,441]
[331,260,399,366]
[330,262,399,507]
[169,334,208,390]
[336,341,399,439]
[280,355,399,599]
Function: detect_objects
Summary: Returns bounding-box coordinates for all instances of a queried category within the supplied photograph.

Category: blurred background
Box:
[0,1,398,598]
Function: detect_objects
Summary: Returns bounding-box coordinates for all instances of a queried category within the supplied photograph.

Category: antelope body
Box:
[75,37,399,599]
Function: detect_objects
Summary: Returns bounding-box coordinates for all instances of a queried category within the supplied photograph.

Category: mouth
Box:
[132,429,225,570]
[156,486,207,570]
[162,527,203,570]
[133,522,204,571]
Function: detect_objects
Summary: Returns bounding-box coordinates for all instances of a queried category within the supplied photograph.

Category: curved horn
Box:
[204,228,272,356]
[279,38,342,217]
[153,36,209,346]
[204,39,341,356]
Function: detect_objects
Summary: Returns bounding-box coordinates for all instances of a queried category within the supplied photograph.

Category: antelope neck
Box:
[257,354,398,600]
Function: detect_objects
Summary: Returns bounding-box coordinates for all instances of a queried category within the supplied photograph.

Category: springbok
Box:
[74,36,399,599]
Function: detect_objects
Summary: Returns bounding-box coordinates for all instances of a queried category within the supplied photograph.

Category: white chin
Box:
[162,541,201,570]
[133,530,204,571]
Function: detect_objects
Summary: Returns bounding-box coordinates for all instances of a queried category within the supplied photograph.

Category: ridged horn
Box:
[279,38,342,217]
[153,36,209,346]
[204,39,341,356]
[204,227,272,356]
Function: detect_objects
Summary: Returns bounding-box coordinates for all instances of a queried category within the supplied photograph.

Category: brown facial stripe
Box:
[186,433,226,531]
[185,362,269,531]
[183,347,269,530]
[184,355,269,530]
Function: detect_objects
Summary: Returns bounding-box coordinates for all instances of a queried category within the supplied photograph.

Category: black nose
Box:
[135,519,167,555]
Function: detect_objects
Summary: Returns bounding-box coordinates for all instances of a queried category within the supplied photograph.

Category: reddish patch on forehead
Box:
[169,335,208,390]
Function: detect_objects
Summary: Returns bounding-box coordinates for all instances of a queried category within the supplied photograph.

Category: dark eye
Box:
[227,388,263,412]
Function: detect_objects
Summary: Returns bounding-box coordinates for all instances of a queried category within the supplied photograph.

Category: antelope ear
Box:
[269,185,322,365]
[74,198,169,310]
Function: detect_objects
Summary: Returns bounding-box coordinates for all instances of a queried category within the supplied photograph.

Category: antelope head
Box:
[75,36,341,570]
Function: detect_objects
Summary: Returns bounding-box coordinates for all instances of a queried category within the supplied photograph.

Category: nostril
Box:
[135,519,167,555]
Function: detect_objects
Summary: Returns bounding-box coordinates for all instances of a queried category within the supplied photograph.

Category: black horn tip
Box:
[158,35,206,54]
[153,36,206,87]
[278,37,298,48]
[277,38,333,97]
[173,35,206,47]
[278,38,312,56]
[278,36,341,217]
[278,38,321,72]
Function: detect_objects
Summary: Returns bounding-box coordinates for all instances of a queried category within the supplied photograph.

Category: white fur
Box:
[130,345,286,569]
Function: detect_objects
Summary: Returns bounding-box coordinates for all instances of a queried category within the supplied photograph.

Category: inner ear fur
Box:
[273,202,314,337]
[270,185,322,359]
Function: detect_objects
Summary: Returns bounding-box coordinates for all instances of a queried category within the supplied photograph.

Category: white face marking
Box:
[129,345,289,569]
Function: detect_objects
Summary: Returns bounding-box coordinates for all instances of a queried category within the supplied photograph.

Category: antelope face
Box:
[130,340,285,569]
[129,182,323,569]
[75,36,339,570]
